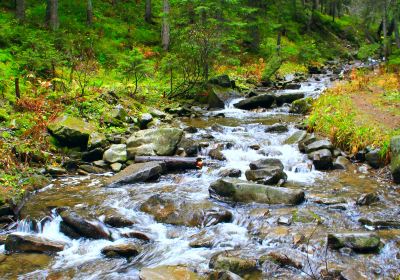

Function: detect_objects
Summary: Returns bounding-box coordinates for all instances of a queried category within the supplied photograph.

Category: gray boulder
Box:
[333,156,351,170]
[275,93,305,106]
[246,158,286,185]
[103,144,127,163]
[365,149,385,169]
[308,149,333,170]
[104,162,165,188]
[208,86,240,109]
[305,139,333,153]
[209,178,305,205]
[138,113,153,129]
[265,124,288,133]
[234,94,275,110]
[127,128,183,158]
[284,131,307,145]
[5,233,65,254]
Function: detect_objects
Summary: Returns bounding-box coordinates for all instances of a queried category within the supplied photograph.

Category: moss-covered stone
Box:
[289,97,313,114]
[327,232,381,253]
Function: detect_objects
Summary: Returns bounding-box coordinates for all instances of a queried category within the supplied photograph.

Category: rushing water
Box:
[1,69,399,279]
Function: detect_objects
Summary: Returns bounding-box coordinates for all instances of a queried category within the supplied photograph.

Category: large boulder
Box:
[365,149,385,169]
[233,94,275,110]
[308,149,333,170]
[209,250,259,276]
[139,265,201,280]
[209,178,305,205]
[127,128,183,158]
[208,85,240,109]
[246,158,287,185]
[5,233,65,254]
[209,74,234,88]
[327,232,381,253]
[140,195,232,227]
[275,93,305,106]
[104,162,165,188]
[103,144,127,163]
[390,136,400,183]
[47,115,95,147]
[59,211,111,240]
[289,98,313,114]
[305,139,333,153]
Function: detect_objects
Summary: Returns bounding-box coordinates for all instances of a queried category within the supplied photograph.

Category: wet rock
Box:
[257,147,282,157]
[333,156,351,170]
[104,162,165,188]
[103,144,127,163]
[289,97,313,114]
[82,147,104,162]
[121,231,151,242]
[233,94,275,110]
[292,209,323,224]
[93,160,108,168]
[140,195,232,227]
[365,149,385,169]
[208,86,240,109]
[264,124,288,133]
[249,144,260,150]
[209,178,305,205]
[177,137,199,157]
[327,232,381,253]
[284,131,307,145]
[390,136,400,183]
[47,115,95,148]
[189,231,214,248]
[209,251,259,276]
[264,249,305,269]
[249,158,284,170]
[245,168,287,185]
[218,168,242,178]
[104,215,135,228]
[277,216,291,226]
[249,208,270,218]
[209,149,226,161]
[312,197,346,205]
[60,211,111,240]
[140,265,200,280]
[305,139,333,153]
[138,113,153,129]
[298,134,318,153]
[45,166,67,176]
[101,243,141,258]
[184,126,198,133]
[207,270,244,280]
[110,162,122,172]
[340,266,368,280]
[79,164,106,174]
[308,149,333,170]
[275,93,305,106]
[356,192,379,206]
[358,217,400,228]
[5,233,65,254]
[127,128,184,158]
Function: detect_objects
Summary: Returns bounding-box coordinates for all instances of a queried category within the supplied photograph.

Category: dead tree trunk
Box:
[145,0,152,23]
[15,78,20,99]
[161,0,170,51]
[87,0,93,26]
[16,0,25,21]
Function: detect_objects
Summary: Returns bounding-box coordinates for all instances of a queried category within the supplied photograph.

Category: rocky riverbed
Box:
[0,66,399,279]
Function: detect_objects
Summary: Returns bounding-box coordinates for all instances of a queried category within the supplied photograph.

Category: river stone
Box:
[365,149,385,169]
[333,156,351,170]
[265,124,289,133]
[177,137,199,157]
[209,178,305,205]
[5,233,65,254]
[79,164,106,174]
[292,209,323,224]
[327,232,381,253]
[82,147,104,162]
[104,162,165,188]
[189,231,214,248]
[59,211,111,240]
[233,94,275,110]
[298,134,318,153]
[101,243,141,258]
[47,115,95,147]
[103,144,127,164]
[127,128,184,158]
[110,162,122,172]
[289,97,313,114]
[207,270,244,280]
[139,265,200,280]
[104,215,135,228]
[45,166,67,176]
[390,136,400,183]
[208,85,240,109]
[249,158,284,170]
[275,93,305,106]
[284,131,307,145]
[305,139,333,153]
[263,249,305,269]
[209,251,259,276]
[245,168,287,185]
[218,168,242,178]
[356,192,379,206]
[140,195,232,227]
[209,148,226,161]
[88,132,108,150]
[308,149,333,170]
[121,231,151,242]
[358,217,400,228]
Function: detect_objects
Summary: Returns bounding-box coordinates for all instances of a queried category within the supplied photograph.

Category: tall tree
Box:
[87,0,93,25]
[161,0,170,51]
[145,0,152,23]
[46,0,59,31]
[15,0,25,21]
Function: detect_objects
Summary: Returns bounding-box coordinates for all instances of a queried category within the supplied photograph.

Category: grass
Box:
[307,67,400,158]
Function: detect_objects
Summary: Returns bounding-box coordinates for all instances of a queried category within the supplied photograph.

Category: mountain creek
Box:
[0,65,399,280]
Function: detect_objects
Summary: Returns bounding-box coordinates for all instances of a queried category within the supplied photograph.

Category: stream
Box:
[0,67,399,279]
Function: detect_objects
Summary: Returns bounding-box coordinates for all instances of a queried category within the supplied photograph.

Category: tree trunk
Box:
[161,0,170,51]
[382,0,389,61]
[145,0,152,23]
[15,78,20,99]
[394,19,400,49]
[87,0,93,26]
[15,0,25,21]
[46,0,59,31]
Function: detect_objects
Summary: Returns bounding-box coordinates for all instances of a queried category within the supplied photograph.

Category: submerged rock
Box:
[5,233,65,254]
[104,215,135,228]
[327,232,381,253]
[127,128,184,158]
[121,231,151,242]
[264,124,289,133]
[209,251,259,276]
[233,94,275,110]
[101,243,141,258]
[104,162,165,188]
[356,192,379,206]
[139,265,200,280]
[209,178,305,205]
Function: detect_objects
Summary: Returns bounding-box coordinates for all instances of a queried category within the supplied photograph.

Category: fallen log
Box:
[134,156,203,170]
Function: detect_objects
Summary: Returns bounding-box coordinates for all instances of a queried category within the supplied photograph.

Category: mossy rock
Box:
[289,97,313,114]
[292,209,323,224]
